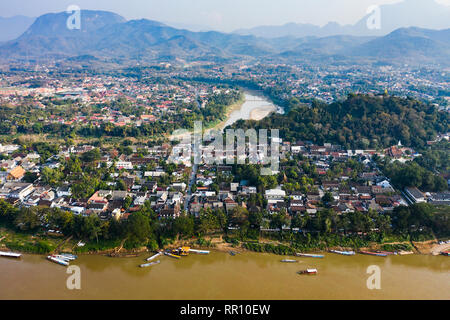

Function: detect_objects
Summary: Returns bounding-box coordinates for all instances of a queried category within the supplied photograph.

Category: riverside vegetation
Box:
[0,198,448,255]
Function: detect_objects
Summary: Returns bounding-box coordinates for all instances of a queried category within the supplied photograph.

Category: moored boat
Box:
[0,251,22,259]
[173,247,190,256]
[281,259,298,263]
[296,253,324,258]
[329,250,355,256]
[376,251,396,255]
[441,251,450,257]
[60,253,77,260]
[47,255,69,266]
[53,254,77,261]
[189,249,210,254]
[297,268,318,275]
[164,252,181,259]
[140,260,161,268]
[359,251,387,257]
[146,252,163,261]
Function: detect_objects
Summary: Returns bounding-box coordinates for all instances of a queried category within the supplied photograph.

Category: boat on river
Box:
[146,252,163,261]
[0,251,22,259]
[53,254,77,261]
[281,259,298,263]
[441,251,450,257]
[359,251,387,257]
[47,255,69,266]
[298,269,318,275]
[330,250,355,256]
[59,253,77,260]
[296,253,324,258]
[189,249,210,254]
[164,252,181,259]
[140,260,161,268]
[173,247,190,256]
[376,251,396,255]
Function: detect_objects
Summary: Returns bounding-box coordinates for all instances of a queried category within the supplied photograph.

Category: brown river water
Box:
[0,252,449,300]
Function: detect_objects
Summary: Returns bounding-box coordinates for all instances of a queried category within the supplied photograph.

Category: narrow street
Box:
[184,162,198,212]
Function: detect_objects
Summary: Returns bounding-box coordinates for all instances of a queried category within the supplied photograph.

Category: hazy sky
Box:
[1,0,449,31]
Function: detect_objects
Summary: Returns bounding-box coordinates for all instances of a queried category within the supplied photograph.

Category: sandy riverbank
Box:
[249,105,276,121]
[413,240,450,255]
[208,96,246,132]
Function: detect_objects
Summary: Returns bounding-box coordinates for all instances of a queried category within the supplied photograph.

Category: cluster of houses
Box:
[0,137,449,228]
[0,73,227,129]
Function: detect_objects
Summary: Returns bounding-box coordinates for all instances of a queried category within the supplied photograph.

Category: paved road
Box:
[184,162,198,212]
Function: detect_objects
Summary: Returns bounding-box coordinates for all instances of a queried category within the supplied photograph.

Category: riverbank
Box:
[215,91,278,131]
[2,226,449,257]
[207,94,246,131]
[167,93,245,142]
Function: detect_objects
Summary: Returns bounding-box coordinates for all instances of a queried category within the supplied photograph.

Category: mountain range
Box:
[0,9,449,66]
[235,0,450,38]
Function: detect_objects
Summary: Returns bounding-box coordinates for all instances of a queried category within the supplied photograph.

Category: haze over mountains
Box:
[0,16,35,42]
[0,4,449,66]
[235,0,450,38]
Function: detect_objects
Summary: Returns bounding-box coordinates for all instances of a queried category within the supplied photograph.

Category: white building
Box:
[265,189,286,203]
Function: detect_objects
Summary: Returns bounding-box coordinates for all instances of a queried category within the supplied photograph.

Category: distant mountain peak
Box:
[125,19,167,28]
[234,0,450,38]
[21,10,126,37]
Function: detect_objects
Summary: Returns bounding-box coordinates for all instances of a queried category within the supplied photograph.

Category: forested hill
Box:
[231,94,449,150]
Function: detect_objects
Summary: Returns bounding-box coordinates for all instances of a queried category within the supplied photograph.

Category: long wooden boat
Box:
[173,247,190,256]
[441,251,450,257]
[146,252,163,261]
[0,251,22,259]
[60,253,78,260]
[52,254,77,261]
[359,251,387,257]
[140,260,161,268]
[298,268,318,275]
[164,252,181,259]
[281,259,298,263]
[189,249,210,254]
[376,251,396,255]
[47,255,69,266]
[329,250,355,256]
[296,253,324,258]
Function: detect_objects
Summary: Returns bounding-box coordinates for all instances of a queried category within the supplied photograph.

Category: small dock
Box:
[0,251,22,259]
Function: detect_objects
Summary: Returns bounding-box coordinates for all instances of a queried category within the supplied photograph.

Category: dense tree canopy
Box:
[232,94,449,150]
